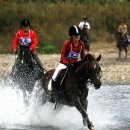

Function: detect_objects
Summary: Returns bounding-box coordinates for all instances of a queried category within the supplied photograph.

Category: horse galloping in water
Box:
[10,45,44,97]
[42,53,102,130]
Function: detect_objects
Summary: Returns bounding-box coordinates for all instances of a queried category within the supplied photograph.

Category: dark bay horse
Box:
[115,32,128,59]
[80,25,90,52]
[10,45,44,95]
[42,54,102,130]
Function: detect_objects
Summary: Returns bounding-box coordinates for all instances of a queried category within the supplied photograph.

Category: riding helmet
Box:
[69,25,80,37]
[20,18,30,27]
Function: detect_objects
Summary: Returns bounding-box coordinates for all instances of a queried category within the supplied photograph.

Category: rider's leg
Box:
[32,53,44,72]
[48,63,67,91]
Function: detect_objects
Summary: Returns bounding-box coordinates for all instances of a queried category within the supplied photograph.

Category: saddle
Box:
[52,68,69,91]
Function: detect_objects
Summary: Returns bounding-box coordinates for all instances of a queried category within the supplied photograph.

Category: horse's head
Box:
[18,45,34,69]
[75,54,102,89]
[87,57,102,89]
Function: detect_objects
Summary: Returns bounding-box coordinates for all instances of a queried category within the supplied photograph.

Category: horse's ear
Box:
[96,54,101,61]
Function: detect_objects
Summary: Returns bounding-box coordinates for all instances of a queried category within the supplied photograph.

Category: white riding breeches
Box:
[52,63,67,81]
[48,63,67,91]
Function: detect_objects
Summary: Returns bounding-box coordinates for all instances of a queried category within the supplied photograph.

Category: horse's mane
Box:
[74,54,95,76]
[82,53,95,62]
[71,53,95,69]
[74,53,102,78]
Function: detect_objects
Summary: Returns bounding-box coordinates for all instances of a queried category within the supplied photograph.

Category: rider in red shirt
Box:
[12,18,38,53]
[12,18,44,74]
[60,38,85,65]
[48,25,86,91]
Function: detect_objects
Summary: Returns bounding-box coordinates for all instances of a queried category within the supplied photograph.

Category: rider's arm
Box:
[117,25,121,32]
[122,25,128,36]
[60,40,70,65]
[79,22,83,30]
[87,22,90,30]
[12,31,19,52]
[30,30,38,53]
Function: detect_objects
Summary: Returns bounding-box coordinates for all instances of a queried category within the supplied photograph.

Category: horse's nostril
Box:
[94,81,101,89]
[94,85,100,89]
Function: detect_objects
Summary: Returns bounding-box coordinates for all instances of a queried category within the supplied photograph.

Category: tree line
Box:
[0,0,130,53]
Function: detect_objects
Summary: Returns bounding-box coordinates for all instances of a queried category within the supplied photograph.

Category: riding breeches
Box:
[52,63,67,81]
[48,63,67,90]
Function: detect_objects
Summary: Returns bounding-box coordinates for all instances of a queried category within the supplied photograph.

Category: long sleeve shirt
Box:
[79,21,90,30]
[60,38,86,65]
[12,29,38,53]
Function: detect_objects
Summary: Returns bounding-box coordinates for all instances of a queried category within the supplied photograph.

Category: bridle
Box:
[79,61,102,84]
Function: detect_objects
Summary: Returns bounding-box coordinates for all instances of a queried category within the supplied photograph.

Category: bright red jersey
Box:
[12,29,38,52]
[60,38,86,65]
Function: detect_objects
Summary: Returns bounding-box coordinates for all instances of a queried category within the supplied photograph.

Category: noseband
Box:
[80,61,102,84]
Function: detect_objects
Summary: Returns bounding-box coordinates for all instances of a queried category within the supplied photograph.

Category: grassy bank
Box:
[0,0,130,53]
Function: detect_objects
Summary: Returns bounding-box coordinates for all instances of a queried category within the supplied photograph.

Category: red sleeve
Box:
[30,31,38,52]
[12,32,19,51]
[60,40,70,65]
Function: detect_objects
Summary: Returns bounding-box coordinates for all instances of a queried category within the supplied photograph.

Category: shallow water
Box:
[0,79,130,130]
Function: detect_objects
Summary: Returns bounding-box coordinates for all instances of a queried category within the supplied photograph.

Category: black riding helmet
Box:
[21,18,30,27]
[69,25,80,37]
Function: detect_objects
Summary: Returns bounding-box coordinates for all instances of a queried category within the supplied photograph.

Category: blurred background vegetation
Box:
[0,0,130,53]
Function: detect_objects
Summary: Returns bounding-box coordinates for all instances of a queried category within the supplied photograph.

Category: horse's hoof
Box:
[91,127,95,130]
[89,122,94,130]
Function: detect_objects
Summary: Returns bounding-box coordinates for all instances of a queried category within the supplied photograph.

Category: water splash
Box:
[0,78,130,130]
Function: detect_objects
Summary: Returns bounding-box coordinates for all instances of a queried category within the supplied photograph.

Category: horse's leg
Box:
[124,48,127,59]
[22,89,29,104]
[81,98,88,126]
[73,96,94,130]
[78,84,93,128]
[119,50,121,59]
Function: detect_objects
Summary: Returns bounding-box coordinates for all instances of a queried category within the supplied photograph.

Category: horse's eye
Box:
[93,64,96,69]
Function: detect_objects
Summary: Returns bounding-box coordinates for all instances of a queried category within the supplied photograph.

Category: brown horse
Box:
[41,54,102,130]
[115,32,128,59]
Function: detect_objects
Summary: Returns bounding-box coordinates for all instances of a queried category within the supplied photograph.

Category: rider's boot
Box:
[52,79,60,91]
[49,79,61,103]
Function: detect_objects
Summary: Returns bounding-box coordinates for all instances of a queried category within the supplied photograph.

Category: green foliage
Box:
[43,45,58,54]
[37,42,58,54]
[0,0,130,53]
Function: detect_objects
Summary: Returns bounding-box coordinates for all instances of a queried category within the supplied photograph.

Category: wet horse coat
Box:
[10,45,44,93]
[42,54,102,130]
